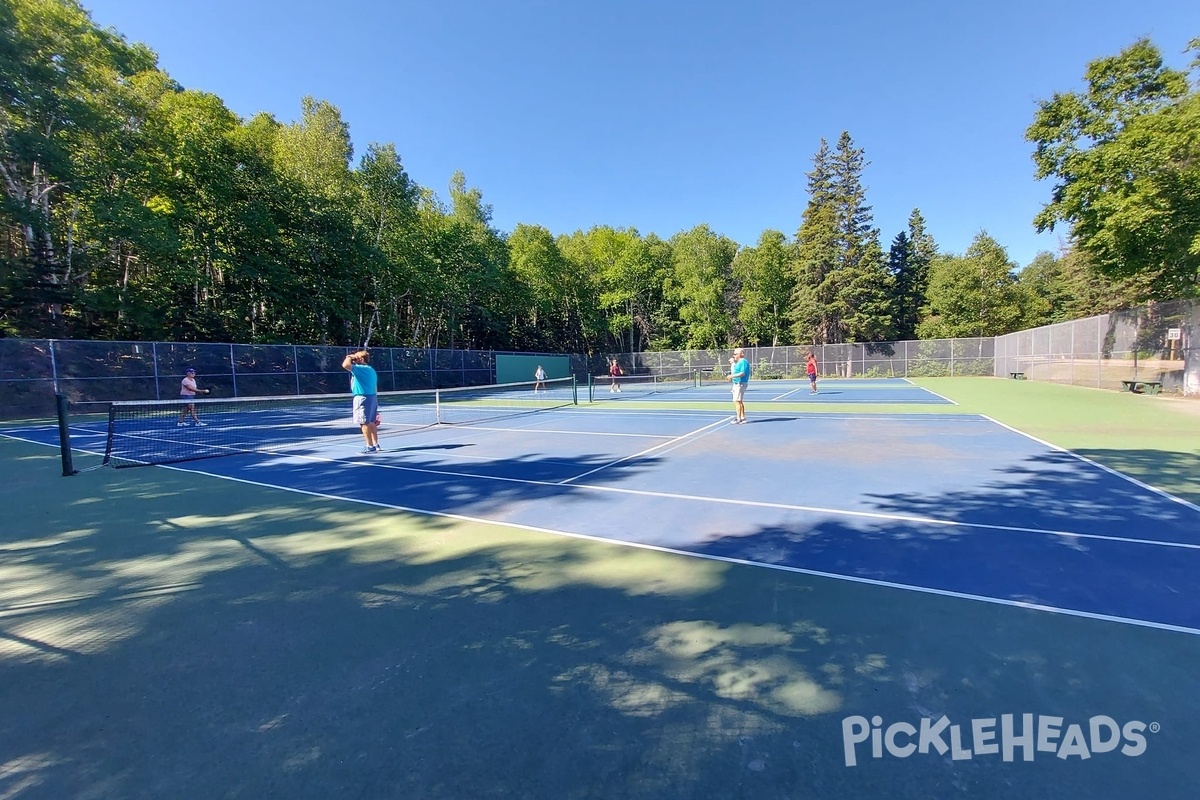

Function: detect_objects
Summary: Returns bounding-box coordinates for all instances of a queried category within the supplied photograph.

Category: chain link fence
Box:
[995,299,1197,395]
[5,301,1195,420]
[611,338,994,381]
[0,339,586,420]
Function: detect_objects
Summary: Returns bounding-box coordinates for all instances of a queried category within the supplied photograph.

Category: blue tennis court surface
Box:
[600,377,956,404]
[19,402,1194,635]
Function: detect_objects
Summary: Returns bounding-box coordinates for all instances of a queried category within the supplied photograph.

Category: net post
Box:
[572,376,578,405]
[56,394,78,476]
[587,374,594,403]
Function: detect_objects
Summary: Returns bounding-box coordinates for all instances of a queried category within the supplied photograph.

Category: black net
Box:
[98,378,576,468]
[588,371,696,401]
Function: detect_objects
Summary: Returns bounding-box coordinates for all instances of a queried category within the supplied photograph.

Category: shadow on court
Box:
[2,441,1198,799]
[1073,448,1200,507]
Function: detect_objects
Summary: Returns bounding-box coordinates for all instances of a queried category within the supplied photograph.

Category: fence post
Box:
[1069,322,1075,386]
[230,344,238,397]
[950,339,955,377]
[49,339,60,395]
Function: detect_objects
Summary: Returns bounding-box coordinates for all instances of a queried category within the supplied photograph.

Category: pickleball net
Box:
[86,377,576,468]
[587,371,696,401]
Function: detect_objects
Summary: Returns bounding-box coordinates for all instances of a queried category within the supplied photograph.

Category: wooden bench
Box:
[1121,379,1163,395]
[1009,372,1025,380]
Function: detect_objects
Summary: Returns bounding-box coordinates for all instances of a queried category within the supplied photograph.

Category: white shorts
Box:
[731,383,747,402]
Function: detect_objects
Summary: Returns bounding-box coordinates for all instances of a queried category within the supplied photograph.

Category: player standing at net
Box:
[342,350,381,454]
[806,352,818,394]
[534,364,547,393]
[609,358,623,393]
[728,347,749,424]
[177,368,209,427]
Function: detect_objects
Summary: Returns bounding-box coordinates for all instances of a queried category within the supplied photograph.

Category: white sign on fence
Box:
[1167,328,1182,341]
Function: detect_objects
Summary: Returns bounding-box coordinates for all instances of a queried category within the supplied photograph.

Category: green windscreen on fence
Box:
[496,354,571,385]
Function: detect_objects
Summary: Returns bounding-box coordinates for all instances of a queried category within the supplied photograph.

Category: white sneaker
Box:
[195,421,207,427]
[177,422,188,427]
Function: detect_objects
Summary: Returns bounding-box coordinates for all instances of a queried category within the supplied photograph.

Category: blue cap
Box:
[185,368,195,374]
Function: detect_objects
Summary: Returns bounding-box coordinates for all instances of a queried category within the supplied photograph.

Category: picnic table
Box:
[1121,379,1163,395]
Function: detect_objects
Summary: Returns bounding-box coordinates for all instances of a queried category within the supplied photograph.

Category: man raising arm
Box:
[342,350,381,453]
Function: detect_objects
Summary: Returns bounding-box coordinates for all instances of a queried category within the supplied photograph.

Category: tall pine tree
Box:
[791,133,893,343]
[790,139,839,343]
[890,208,937,340]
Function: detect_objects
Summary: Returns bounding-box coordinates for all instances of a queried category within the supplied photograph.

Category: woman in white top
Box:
[178,368,210,426]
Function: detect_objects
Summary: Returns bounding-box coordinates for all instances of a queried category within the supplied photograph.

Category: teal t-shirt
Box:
[349,364,378,396]
[731,357,750,384]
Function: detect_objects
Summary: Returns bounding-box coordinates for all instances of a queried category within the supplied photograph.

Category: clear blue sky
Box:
[83,0,1199,268]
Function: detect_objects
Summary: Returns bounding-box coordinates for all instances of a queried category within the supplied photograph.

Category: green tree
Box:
[1027,37,1200,298]
[1016,251,1071,327]
[354,142,422,345]
[734,229,794,346]
[1055,246,1165,318]
[508,223,582,351]
[918,232,1025,338]
[890,209,937,340]
[667,224,737,349]
[0,0,157,334]
[270,97,367,344]
[580,225,658,354]
[438,171,512,349]
[791,140,839,344]
[791,133,892,343]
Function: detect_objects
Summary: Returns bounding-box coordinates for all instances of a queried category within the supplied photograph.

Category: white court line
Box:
[557,416,732,485]
[8,417,1198,550]
[462,424,674,439]
[7,426,1200,635]
[981,415,1200,515]
[0,581,203,618]
[174,438,1200,553]
[154,461,1200,638]
[769,386,808,401]
[915,383,959,405]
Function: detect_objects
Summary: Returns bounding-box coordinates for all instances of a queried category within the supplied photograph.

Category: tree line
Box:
[2,1,1197,353]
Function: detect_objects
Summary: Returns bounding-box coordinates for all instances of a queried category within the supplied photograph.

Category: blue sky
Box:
[82,0,1199,268]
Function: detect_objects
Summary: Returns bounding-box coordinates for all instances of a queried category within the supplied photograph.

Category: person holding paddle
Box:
[728,347,749,424]
[342,349,381,454]
[609,358,623,393]
[177,368,210,427]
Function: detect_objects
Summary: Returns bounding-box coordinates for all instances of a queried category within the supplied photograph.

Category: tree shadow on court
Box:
[861,449,1200,538]
[688,447,1200,628]
[1073,447,1200,507]
[3,442,1200,800]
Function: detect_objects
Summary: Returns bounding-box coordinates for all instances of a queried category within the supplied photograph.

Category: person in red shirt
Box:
[609,359,623,393]
[806,352,818,394]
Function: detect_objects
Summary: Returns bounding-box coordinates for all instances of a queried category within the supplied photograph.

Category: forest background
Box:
[2,0,1198,357]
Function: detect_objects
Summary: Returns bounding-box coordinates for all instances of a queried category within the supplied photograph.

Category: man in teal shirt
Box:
[728,347,749,424]
[341,349,381,453]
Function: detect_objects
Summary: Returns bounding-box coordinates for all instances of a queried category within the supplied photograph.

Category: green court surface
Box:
[1,377,1198,799]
